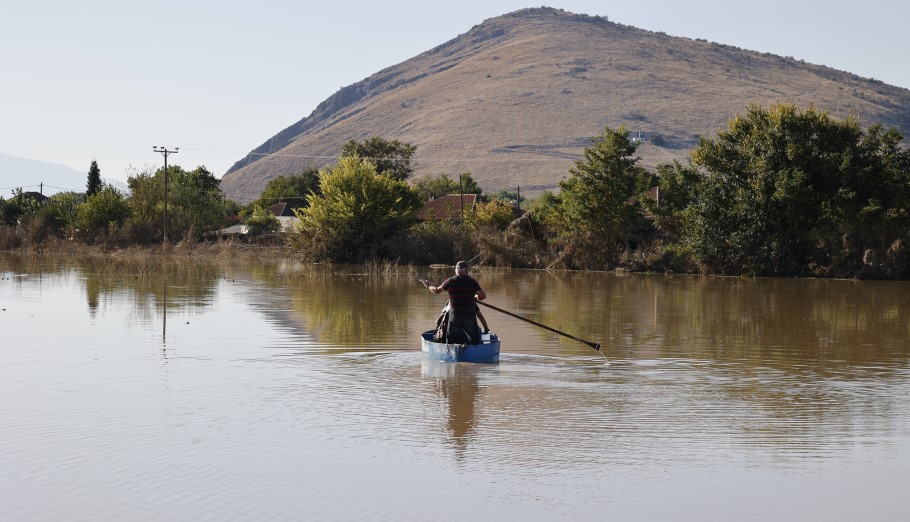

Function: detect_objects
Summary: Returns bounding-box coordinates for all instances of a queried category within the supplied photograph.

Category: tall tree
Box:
[125,164,227,241]
[165,165,225,238]
[86,160,102,197]
[341,137,417,181]
[538,126,650,267]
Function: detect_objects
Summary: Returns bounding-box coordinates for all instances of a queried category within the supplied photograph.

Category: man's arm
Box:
[475,288,486,301]
[422,280,445,294]
[477,309,489,332]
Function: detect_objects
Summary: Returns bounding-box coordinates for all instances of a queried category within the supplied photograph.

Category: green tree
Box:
[541,126,651,267]
[75,186,131,234]
[125,165,227,242]
[292,155,422,261]
[166,165,225,238]
[341,137,417,181]
[253,168,320,210]
[641,161,699,240]
[0,189,46,226]
[489,189,525,209]
[245,205,282,236]
[30,191,84,236]
[125,168,164,240]
[50,192,84,228]
[465,199,516,231]
[411,172,481,200]
[86,159,102,197]
[684,103,910,275]
[0,190,26,226]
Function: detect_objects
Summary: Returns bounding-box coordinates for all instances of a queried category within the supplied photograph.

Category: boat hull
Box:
[421,330,500,364]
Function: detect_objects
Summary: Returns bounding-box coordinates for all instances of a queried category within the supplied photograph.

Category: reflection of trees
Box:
[281,266,418,347]
[0,254,220,319]
[647,277,910,369]
[76,258,220,317]
[486,270,910,372]
[474,269,910,447]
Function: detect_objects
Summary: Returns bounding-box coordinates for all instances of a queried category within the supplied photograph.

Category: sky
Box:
[3,0,908,193]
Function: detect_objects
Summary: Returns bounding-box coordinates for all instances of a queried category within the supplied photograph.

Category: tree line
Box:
[3,103,909,278]
[1,162,230,246]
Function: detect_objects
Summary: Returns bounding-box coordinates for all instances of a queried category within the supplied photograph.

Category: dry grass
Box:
[0,235,297,266]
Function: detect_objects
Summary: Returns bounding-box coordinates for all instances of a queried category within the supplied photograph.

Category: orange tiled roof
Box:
[416,194,479,221]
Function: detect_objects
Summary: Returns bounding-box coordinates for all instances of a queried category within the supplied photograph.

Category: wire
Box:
[1,184,103,193]
[181,147,584,164]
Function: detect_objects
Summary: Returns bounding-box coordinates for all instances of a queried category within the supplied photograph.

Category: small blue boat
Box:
[420,330,500,363]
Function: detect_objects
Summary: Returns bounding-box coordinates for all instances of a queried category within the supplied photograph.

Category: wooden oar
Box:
[476,300,601,351]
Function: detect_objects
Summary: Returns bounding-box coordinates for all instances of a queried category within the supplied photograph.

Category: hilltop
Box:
[221,7,910,202]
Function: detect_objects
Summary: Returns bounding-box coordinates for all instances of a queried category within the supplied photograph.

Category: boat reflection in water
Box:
[421,358,499,458]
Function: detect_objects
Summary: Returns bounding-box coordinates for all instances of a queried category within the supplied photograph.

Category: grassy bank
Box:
[0,232,296,263]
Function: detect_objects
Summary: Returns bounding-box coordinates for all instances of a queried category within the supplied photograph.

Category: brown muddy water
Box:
[1,255,909,521]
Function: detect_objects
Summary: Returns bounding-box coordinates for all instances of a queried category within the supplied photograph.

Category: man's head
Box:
[455,260,469,275]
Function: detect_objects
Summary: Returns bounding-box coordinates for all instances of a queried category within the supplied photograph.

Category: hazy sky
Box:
[3,0,908,191]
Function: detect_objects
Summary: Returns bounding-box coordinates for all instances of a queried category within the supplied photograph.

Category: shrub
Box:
[75,187,131,239]
[291,156,422,262]
[245,206,282,236]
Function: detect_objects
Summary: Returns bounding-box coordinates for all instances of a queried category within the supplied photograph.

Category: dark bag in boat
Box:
[432,310,448,342]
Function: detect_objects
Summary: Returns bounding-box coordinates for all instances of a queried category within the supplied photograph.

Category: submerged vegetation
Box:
[3,104,910,279]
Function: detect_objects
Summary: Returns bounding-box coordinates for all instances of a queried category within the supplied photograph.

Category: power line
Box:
[1,184,83,193]
[180,146,584,163]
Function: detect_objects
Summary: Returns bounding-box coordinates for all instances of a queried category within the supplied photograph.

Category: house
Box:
[644,186,660,206]
[416,194,480,223]
[627,186,660,207]
[215,223,249,235]
[215,201,300,236]
[22,191,49,202]
[265,202,299,232]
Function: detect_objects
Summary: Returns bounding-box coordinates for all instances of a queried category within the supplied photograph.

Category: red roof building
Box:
[265,202,296,217]
[416,194,480,222]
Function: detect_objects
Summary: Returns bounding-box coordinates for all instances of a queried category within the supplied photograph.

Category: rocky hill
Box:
[221,7,910,202]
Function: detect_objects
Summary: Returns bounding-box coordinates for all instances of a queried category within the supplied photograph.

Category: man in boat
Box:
[423,260,487,344]
[434,299,489,341]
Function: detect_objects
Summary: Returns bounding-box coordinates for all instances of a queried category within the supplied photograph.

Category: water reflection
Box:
[4,254,909,371]
[4,254,910,520]
[473,270,910,370]
[422,359,499,458]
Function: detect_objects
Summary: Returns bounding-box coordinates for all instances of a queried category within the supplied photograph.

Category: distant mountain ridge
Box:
[0,153,128,197]
[0,153,86,197]
[221,7,910,202]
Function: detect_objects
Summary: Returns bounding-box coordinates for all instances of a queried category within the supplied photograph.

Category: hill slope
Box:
[221,7,910,202]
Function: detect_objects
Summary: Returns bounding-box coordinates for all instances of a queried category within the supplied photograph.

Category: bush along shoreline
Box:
[3,104,909,279]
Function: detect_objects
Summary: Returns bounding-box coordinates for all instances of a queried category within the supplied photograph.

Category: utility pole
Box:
[153,146,178,243]
[459,173,465,226]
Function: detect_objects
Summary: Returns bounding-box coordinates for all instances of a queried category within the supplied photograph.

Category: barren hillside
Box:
[221,7,910,202]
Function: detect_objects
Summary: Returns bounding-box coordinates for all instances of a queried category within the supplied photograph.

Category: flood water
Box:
[2,254,909,521]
